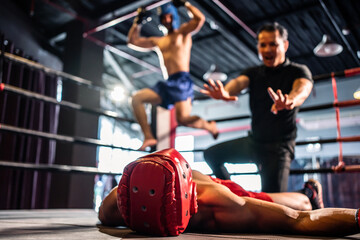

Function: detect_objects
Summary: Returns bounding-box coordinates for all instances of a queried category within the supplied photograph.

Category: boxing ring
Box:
[1,37,360,239]
[1,209,359,239]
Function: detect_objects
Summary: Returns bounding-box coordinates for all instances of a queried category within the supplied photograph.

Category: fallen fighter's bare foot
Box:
[209,121,219,140]
[138,139,157,151]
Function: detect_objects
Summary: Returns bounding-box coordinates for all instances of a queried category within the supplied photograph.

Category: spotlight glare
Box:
[354,87,360,100]
[111,86,125,102]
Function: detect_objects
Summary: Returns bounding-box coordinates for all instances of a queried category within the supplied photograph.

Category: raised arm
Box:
[98,187,125,227]
[177,1,205,35]
[127,8,159,50]
[268,78,313,114]
[200,75,249,101]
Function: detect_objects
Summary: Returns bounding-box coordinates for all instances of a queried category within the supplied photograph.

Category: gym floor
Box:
[1,209,359,240]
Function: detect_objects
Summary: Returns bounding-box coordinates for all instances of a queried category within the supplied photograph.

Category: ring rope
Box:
[230,165,360,175]
[202,66,360,103]
[188,135,360,153]
[296,136,360,145]
[208,98,360,123]
[290,165,360,174]
[0,35,4,84]
[4,118,357,154]
[0,160,359,176]
[0,123,146,152]
[0,160,121,176]
[84,35,161,74]
[331,72,344,166]
[313,67,360,81]
[0,82,135,123]
[43,0,89,25]
[0,51,107,91]
[84,0,171,36]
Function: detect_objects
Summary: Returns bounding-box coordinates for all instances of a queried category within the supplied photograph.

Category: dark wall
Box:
[0,0,104,209]
[0,0,62,70]
[0,0,61,209]
[49,20,104,208]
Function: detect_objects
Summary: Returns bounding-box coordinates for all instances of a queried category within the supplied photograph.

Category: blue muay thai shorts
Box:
[151,71,194,109]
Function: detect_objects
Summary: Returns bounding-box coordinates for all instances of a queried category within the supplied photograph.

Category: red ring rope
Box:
[344,67,360,78]
[331,72,344,168]
[335,99,360,107]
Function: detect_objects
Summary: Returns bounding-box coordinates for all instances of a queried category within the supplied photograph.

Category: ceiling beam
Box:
[246,2,320,25]
[104,50,135,91]
[194,1,260,66]
[85,34,161,74]
[212,0,256,39]
[98,0,155,23]
[84,0,170,37]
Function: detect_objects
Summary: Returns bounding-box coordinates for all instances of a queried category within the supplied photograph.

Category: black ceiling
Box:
[12,0,360,99]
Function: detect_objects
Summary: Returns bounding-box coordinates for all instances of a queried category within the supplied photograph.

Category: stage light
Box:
[314,34,343,57]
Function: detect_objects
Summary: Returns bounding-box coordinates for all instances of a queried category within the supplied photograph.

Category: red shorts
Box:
[210,177,273,202]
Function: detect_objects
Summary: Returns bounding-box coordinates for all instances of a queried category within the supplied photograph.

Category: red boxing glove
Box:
[117,148,197,236]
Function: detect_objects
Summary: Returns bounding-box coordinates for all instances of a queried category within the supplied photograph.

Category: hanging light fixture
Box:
[313,34,343,57]
[203,64,228,81]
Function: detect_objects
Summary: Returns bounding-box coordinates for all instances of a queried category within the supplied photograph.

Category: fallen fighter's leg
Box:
[195,171,319,211]
[189,174,359,236]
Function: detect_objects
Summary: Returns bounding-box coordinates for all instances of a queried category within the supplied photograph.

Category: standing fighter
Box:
[128,0,218,151]
[98,149,360,237]
[201,22,314,192]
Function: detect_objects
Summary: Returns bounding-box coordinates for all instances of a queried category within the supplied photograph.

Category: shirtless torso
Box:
[128,3,201,76]
[127,3,218,151]
[188,170,264,233]
[156,31,192,75]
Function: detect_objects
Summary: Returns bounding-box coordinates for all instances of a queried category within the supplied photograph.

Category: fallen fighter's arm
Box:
[238,198,358,236]
[98,187,125,227]
[189,172,359,236]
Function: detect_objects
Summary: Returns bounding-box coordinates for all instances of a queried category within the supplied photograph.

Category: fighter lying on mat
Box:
[98,148,360,236]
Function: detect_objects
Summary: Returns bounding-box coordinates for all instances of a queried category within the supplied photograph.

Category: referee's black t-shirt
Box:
[242,58,313,143]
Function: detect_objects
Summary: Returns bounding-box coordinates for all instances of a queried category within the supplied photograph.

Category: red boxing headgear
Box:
[117,148,198,236]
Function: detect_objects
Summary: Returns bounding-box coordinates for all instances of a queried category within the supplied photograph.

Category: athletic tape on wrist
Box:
[356,208,360,230]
